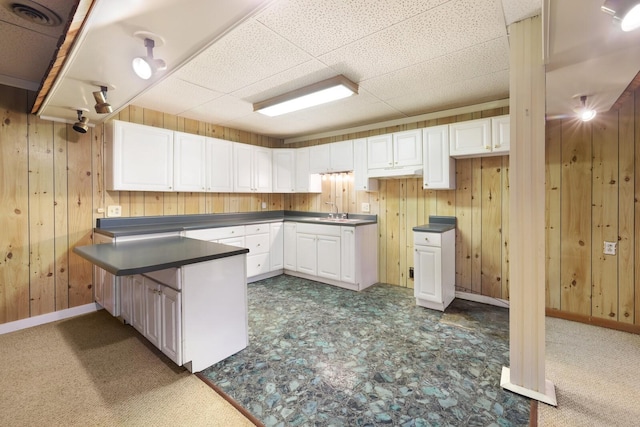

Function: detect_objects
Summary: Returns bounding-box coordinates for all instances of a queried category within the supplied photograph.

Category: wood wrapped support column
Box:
[500,15,557,406]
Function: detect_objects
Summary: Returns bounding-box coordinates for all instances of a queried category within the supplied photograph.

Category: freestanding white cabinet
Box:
[414,229,455,311]
[105,120,174,191]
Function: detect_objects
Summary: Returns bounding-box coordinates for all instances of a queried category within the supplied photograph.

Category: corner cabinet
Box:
[106,120,174,191]
[272,149,296,193]
[233,143,272,193]
[414,229,455,311]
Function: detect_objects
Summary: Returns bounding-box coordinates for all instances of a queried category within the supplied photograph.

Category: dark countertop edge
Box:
[73,238,249,276]
[412,224,456,233]
[95,211,378,237]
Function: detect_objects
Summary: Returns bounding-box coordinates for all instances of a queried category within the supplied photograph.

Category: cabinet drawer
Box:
[413,232,441,247]
[217,236,246,248]
[184,226,244,241]
[245,223,271,235]
[143,267,181,291]
[247,253,270,277]
[245,233,270,254]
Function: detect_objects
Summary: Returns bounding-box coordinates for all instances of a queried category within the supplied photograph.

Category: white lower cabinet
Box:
[288,222,378,291]
[94,265,120,317]
[414,229,455,311]
[143,278,162,348]
[131,274,145,334]
[160,285,182,364]
[270,222,284,270]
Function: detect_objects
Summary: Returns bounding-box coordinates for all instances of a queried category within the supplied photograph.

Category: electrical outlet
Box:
[603,241,617,255]
[361,202,370,212]
[106,205,122,217]
[409,267,414,279]
[261,202,267,209]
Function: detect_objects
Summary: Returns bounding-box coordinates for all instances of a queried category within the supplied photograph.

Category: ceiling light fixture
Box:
[253,75,359,117]
[575,95,597,122]
[72,109,89,133]
[92,85,112,114]
[132,35,167,80]
[602,0,640,31]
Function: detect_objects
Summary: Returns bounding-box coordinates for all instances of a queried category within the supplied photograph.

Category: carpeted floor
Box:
[202,276,531,426]
[539,317,640,427]
[0,309,256,427]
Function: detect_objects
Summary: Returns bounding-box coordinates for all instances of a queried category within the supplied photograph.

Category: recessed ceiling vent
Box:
[8,1,62,27]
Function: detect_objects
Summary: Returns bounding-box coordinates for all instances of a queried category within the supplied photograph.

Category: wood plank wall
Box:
[283,108,511,300]
[1,82,639,328]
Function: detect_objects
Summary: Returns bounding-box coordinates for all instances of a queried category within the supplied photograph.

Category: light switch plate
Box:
[107,205,122,217]
[603,241,616,255]
[361,202,370,212]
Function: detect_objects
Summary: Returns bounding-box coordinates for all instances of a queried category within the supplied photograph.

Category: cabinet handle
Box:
[424,237,429,241]
[388,162,393,165]
[495,144,501,148]
[485,146,491,150]
[257,243,261,247]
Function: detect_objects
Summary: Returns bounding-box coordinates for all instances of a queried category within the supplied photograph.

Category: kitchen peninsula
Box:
[74,236,249,372]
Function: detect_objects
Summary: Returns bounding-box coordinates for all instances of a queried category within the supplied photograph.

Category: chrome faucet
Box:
[325,201,338,218]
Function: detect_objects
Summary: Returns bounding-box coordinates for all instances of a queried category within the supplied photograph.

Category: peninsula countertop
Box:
[73,236,249,276]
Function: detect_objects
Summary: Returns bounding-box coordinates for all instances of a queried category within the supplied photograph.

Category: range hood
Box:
[367,167,423,179]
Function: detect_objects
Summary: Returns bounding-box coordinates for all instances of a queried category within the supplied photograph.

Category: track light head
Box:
[73,109,89,133]
[92,85,112,114]
[575,95,597,122]
[132,37,166,80]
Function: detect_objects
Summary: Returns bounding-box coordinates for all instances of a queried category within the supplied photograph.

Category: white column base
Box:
[500,366,557,406]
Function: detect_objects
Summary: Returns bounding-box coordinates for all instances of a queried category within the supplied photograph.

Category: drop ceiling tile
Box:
[318,0,507,82]
[361,37,509,101]
[133,78,224,115]
[500,0,541,25]
[174,18,313,94]
[255,0,449,56]
[0,24,58,82]
[181,94,254,124]
[231,59,339,103]
[386,70,509,115]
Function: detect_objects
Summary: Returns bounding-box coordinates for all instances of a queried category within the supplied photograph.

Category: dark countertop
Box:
[412,215,456,233]
[95,210,377,238]
[73,236,249,276]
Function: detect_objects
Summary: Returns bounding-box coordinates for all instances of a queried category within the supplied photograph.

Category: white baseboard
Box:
[456,291,510,308]
[0,303,100,335]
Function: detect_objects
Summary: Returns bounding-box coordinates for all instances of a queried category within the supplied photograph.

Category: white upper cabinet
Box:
[353,138,378,192]
[295,147,321,193]
[106,120,174,192]
[309,141,354,173]
[272,149,296,193]
[233,143,272,193]
[393,129,422,167]
[174,131,206,192]
[491,115,510,154]
[423,125,455,190]
[206,137,233,192]
[367,129,422,174]
[449,115,509,158]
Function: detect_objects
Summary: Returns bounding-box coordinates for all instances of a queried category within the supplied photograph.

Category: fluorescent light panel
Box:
[254,75,358,117]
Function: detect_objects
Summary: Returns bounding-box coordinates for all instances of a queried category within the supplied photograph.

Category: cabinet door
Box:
[296,233,317,275]
[143,278,162,348]
[491,115,510,154]
[340,227,356,284]
[233,143,254,192]
[108,120,174,191]
[131,275,145,334]
[270,222,284,270]
[253,146,272,192]
[174,131,206,191]
[309,144,331,174]
[161,286,182,365]
[414,245,442,303]
[120,276,132,323]
[423,125,455,190]
[393,129,422,167]
[284,222,297,270]
[102,270,120,317]
[367,134,393,169]
[330,140,354,172]
[295,148,321,193]
[94,265,105,307]
[317,234,341,281]
[353,138,378,192]
[217,236,245,247]
[272,149,295,193]
[207,138,233,192]
[449,118,491,157]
